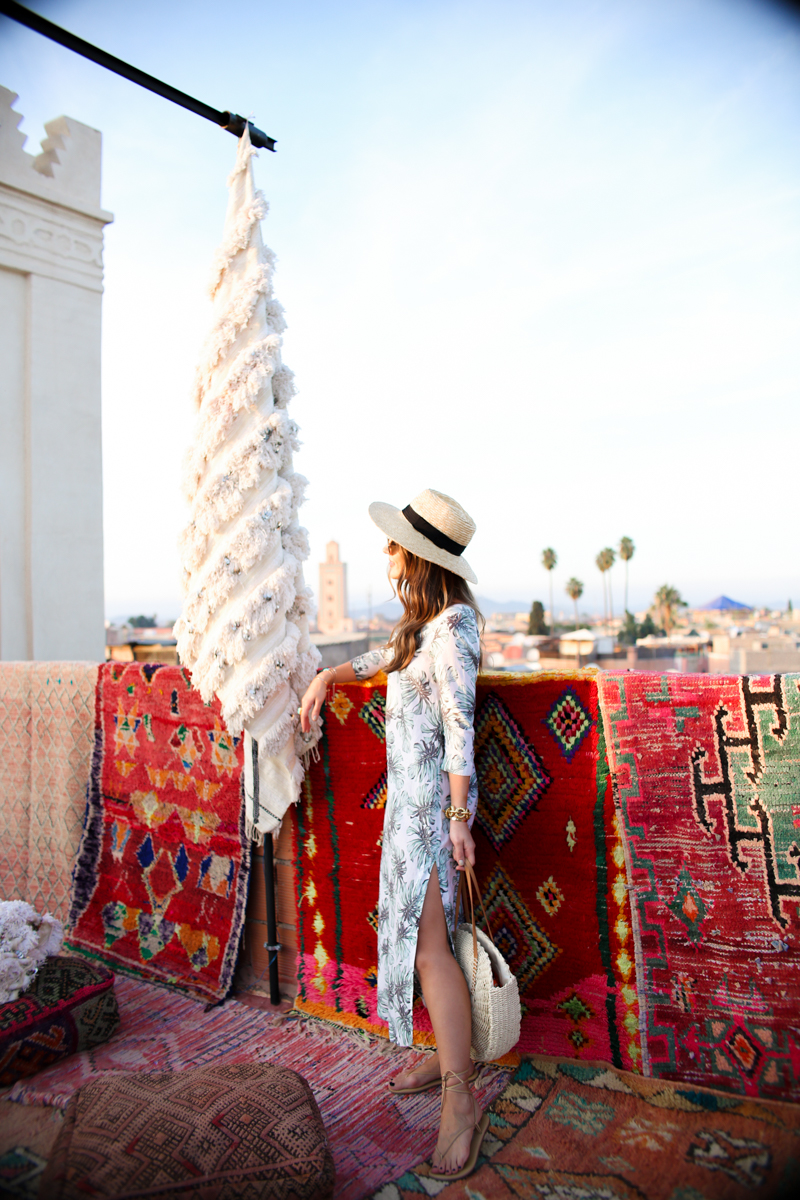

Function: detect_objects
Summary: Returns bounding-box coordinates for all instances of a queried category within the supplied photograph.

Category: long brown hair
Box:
[386,543,483,673]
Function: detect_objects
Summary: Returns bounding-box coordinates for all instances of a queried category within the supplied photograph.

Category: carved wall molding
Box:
[0,188,105,290]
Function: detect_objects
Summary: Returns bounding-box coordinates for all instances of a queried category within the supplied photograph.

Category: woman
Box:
[300,488,488,1182]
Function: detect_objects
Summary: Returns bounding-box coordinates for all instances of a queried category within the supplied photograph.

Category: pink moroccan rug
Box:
[5,976,508,1199]
[0,662,97,924]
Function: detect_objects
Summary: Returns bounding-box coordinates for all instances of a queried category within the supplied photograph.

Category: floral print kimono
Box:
[351,603,480,1045]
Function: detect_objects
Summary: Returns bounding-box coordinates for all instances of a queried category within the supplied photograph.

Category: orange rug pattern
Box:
[375,1054,800,1198]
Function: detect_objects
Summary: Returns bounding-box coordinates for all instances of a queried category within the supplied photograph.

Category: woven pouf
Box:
[38,1061,335,1199]
[0,955,119,1086]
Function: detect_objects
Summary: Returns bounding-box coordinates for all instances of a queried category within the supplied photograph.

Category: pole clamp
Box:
[264,942,282,953]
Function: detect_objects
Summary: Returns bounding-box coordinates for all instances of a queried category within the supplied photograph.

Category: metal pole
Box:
[250,734,281,1005]
[0,0,276,150]
[262,834,281,1005]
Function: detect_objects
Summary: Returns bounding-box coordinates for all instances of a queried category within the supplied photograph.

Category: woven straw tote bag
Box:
[453,862,521,1062]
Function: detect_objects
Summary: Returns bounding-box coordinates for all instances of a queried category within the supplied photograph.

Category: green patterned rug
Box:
[373,1054,800,1198]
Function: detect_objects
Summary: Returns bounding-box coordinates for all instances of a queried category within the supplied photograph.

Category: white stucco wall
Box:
[0,86,112,660]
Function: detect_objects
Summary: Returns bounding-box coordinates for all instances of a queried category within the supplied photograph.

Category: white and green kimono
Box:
[352,603,480,1046]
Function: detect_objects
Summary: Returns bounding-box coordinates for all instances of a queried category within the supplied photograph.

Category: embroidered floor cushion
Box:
[38,1061,335,1199]
[0,956,119,1086]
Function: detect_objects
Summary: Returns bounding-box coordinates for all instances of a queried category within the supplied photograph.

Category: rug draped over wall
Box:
[66,662,250,1002]
[0,663,97,925]
[2,661,800,1104]
[292,673,641,1071]
[598,672,800,1103]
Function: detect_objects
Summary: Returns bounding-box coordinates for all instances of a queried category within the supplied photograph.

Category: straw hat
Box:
[369,489,478,584]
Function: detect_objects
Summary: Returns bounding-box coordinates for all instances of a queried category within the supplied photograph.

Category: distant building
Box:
[559,629,615,658]
[485,611,529,633]
[318,541,352,634]
[708,630,800,674]
[697,595,752,614]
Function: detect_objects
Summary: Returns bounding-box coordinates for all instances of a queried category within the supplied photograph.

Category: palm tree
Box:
[595,547,615,630]
[653,584,687,635]
[595,551,608,626]
[565,577,583,631]
[604,547,616,630]
[619,537,635,616]
[542,548,557,632]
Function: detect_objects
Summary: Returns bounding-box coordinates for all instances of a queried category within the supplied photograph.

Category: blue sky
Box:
[2,0,799,621]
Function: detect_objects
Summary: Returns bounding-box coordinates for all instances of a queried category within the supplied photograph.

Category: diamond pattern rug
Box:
[544,685,593,762]
[0,663,98,923]
[65,663,250,1002]
[474,692,552,852]
[292,672,639,1071]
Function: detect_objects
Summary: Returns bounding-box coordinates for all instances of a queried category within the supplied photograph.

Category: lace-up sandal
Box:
[388,1062,478,1095]
[428,1068,490,1181]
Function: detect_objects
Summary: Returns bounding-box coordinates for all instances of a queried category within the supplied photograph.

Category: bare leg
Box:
[414,866,480,1174]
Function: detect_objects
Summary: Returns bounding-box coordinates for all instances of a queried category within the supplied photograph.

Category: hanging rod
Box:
[0,0,276,150]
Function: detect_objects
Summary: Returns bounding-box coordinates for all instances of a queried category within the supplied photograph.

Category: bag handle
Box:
[455,861,478,966]
[453,861,496,956]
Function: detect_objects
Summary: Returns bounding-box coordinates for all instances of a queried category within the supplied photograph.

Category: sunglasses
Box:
[386,540,400,554]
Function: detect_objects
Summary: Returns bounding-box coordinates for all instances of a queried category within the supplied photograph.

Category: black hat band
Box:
[402,505,466,557]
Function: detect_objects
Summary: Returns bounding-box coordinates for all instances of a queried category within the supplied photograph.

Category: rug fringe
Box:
[284,1007,403,1054]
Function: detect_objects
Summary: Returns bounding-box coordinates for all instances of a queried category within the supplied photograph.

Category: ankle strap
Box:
[441,1068,473,1092]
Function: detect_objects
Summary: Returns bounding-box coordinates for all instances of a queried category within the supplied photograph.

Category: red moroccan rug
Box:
[598,672,800,1103]
[292,672,640,1071]
[66,662,250,1002]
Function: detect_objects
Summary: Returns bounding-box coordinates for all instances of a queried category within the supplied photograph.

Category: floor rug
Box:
[374,1054,800,1199]
[66,662,250,1002]
[0,662,97,925]
[2,976,509,1199]
[598,672,800,1104]
[4,976,269,1109]
[292,672,641,1071]
[0,1100,63,1197]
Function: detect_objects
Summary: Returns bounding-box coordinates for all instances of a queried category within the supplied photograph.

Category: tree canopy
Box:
[128,614,158,628]
[652,585,687,635]
[565,578,584,602]
[619,537,635,562]
[528,600,548,635]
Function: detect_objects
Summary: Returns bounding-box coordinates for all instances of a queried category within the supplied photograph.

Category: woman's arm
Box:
[448,773,476,870]
[431,611,480,872]
[299,662,357,732]
[299,644,391,732]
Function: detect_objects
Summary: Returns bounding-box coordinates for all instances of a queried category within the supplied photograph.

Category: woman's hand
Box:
[449,819,476,871]
[299,673,329,733]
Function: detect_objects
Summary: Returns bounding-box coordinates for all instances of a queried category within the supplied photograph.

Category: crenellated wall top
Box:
[0,85,113,223]
[0,86,113,291]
